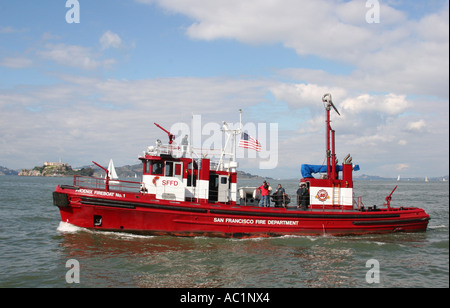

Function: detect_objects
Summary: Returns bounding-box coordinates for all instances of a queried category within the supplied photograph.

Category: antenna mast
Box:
[217,110,242,172]
[322,93,340,180]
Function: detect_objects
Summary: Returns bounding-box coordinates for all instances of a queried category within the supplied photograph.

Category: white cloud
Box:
[38,43,116,70]
[0,75,272,169]
[0,26,27,34]
[269,83,347,110]
[100,31,123,50]
[0,74,448,177]
[141,0,449,99]
[141,0,406,60]
[1,1,448,178]
[341,94,408,116]
[395,163,410,171]
[407,119,427,132]
[0,57,33,69]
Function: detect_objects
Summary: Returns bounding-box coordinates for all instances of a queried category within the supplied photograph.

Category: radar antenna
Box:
[322,93,340,116]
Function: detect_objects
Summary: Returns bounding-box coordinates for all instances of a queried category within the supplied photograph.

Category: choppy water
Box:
[0,176,448,288]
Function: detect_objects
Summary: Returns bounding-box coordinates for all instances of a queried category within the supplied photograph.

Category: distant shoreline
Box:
[1,165,447,182]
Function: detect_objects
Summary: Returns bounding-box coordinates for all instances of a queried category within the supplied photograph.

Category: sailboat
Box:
[107,159,119,184]
[397,175,401,182]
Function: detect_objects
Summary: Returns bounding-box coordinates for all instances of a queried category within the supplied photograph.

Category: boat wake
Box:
[428,224,447,230]
[57,221,84,233]
[56,221,155,239]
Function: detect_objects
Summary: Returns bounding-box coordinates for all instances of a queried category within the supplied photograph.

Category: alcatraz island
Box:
[18,161,94,177]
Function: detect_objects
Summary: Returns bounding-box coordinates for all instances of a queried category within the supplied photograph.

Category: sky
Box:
[0,0,448,179]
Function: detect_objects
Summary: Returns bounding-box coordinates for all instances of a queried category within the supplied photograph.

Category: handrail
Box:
[73,175,142,192]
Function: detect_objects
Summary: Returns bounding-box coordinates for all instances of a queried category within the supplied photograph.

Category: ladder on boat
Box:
[332,184,340,208]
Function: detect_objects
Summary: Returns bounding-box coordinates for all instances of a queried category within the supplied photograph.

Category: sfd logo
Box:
[315,189,329,202]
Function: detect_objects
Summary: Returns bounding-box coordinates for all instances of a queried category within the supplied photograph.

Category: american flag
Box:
[239,132,261,152]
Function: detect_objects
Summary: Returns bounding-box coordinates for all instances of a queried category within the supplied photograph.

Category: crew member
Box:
[273,184,286,207]
[258,181,270,207]
[297,183,309,210]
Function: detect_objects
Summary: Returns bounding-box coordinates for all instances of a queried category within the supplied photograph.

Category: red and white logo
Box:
[315,189,329,202]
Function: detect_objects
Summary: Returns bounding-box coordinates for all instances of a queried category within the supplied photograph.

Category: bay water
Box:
[0,176,448,288]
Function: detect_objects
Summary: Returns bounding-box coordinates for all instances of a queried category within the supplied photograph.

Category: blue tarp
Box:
[301,164,360,178]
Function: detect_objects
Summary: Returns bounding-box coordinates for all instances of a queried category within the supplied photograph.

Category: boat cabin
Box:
[299,94,360,210]
[139,145,237,205]
[300,158,359,210]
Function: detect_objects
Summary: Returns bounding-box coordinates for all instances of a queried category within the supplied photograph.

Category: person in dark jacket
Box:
[273,184,286,207]
[297,183,309,210]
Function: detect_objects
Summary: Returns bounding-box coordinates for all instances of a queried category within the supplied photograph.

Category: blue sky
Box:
[0,0,448,179]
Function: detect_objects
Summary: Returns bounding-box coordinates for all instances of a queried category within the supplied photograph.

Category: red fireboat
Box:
[53,94,430,237]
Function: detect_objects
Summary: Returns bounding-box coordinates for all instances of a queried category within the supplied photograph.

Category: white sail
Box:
[108,159,119,180]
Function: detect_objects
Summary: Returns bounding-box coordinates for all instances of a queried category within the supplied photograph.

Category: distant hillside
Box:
[355,174,449,182]
[0,166,18,176]
[355,174,393,181]
[237,171,273,179]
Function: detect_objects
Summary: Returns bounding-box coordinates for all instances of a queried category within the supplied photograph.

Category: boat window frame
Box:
[144,161,151,174]
[165,161,174,177]
[152,161,164,175]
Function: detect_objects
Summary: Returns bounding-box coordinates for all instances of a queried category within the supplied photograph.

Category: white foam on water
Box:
[104,231,155,240]
[428,224,447,230]
[56,221,155,239]
[56,221,85,233]
[278,234,320,241]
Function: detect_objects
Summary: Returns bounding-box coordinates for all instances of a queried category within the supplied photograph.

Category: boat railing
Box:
[353,196,365,210]
[145,144,224,160]
[73,175,142,193]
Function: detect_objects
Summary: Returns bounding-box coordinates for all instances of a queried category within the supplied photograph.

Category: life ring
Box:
[152,176,160,186]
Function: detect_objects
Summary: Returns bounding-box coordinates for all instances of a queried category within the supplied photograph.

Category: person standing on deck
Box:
[258,181,270,207]
[297,183,309,210]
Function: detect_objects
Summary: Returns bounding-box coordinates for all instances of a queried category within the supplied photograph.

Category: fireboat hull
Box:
[54,186,429,238]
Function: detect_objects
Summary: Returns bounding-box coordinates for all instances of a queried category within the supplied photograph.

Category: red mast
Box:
[322,93,340,180]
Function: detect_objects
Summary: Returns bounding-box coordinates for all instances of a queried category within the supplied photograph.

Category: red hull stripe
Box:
[80,196,207,213]
[209,209,401,219]
[352,218,429,225]
[75,196,418,220]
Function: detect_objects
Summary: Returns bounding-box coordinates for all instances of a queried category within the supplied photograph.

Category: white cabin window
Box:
[165,161,174,177]
[152,161,163,175]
